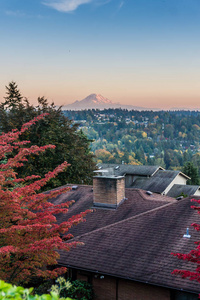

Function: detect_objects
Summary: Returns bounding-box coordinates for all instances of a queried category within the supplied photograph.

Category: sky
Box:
[0,0,200,109]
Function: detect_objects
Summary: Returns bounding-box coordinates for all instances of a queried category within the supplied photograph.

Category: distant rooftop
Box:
[132,170,189,194]
[97,163,163,177]
[167,184,200,198]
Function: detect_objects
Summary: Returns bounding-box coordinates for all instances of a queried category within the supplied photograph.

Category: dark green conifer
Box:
[0,82,96,189]
[183,161,200,185]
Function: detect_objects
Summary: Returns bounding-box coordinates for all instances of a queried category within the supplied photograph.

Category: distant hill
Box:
[62,94,148,110]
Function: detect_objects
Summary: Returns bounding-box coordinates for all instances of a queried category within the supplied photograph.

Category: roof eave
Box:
[59,264,199,295]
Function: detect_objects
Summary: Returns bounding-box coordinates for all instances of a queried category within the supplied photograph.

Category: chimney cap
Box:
[93,175,124,180]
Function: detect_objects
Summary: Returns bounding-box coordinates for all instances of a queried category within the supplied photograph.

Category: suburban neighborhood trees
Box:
[0,115,90,285]
[64,108,200,173]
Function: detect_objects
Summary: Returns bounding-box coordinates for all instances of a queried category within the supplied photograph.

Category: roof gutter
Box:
[179,171,191,180]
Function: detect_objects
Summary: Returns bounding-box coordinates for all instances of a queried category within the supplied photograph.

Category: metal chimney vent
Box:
[183,228,191,238]
[72,185,78,190]
[176,196,183,200]
[146,191,152,195]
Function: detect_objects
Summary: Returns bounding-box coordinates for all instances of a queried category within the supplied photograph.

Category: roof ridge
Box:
[73,200,176,241]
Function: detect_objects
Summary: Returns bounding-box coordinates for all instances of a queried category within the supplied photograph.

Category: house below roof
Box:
[167,184,200,198]
[50,179,200,300]
[133,170,189,195]
[97,163,164,188]
[97,164,199,198]
[97,163,163,177]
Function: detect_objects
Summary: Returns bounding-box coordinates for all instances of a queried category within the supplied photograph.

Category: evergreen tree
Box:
[0,82,96,189]
[182,161,200,185]
[3,81,23,109]
[135,146,145,164]
[0,82,33,132]
[121,149,129,164]
[164,150,171,169]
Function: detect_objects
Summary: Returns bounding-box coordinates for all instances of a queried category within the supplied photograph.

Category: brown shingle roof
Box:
[51,186,175,237]
[51,185,200,293]
[58,195,200,293]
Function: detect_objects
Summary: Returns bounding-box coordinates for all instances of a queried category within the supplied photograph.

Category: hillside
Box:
[64,108,200,178]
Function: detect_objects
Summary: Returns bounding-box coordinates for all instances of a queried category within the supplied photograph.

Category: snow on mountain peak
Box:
[82,93,113,104]
[62,93,147,110]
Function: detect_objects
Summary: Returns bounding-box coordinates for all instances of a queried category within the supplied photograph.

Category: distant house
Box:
[96,163,164,188]
[51,176,200,300]
[97,164,198,198]
[167,184,200,198]
[133,170,189,195]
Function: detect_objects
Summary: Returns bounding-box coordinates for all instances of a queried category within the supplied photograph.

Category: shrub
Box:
[0,279,73,299]
[51,277,94,300]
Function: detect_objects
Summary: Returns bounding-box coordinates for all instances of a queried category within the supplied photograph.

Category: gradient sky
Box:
[0,0,200,109]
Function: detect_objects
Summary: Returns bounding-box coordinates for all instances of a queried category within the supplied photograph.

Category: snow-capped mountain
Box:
[62,93,146,110]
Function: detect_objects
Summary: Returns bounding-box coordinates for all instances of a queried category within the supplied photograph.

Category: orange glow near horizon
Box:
[0,80,200,110]
[1,0,200,111]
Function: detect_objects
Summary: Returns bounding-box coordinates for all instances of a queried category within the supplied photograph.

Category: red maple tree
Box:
[0,114,90,285]
[172,198,200,297]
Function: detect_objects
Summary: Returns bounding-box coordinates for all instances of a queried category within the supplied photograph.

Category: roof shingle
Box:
[50,185,200,293]
[167,184,200,198]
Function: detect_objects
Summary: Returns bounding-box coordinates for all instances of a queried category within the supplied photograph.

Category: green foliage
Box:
[64,280,93,300]
[51,277,72,298]
[33,280,54,296]
[64,108,200,171]
[3,81,23,109]
[0,280,72,300]
[0,82,96,189]
[177,192,188,198]
[51,278,94,300]
[182,161,200,185]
